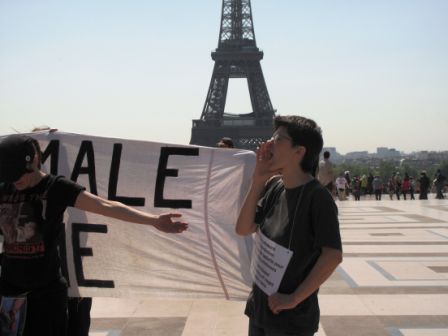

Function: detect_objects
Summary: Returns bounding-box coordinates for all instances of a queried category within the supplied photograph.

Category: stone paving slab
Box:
[89,199,448,335]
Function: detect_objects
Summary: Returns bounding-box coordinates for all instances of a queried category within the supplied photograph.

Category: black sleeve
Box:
[254,187,269,225]
[311,187,342,251]
[50,176,86,207]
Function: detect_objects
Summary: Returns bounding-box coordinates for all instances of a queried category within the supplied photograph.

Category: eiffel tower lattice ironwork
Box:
[190,0,275,150]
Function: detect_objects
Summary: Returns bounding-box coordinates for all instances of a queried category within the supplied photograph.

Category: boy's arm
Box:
[74,191,188,234]
[267,247,342,314]
[235,180,265,236]
[236,141,276,236]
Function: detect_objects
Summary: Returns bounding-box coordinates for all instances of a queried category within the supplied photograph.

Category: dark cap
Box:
[0,134,37,183]
[217,137,234,148]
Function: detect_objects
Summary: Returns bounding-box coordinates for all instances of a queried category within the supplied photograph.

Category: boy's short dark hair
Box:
[323,151,330,159]
[274,115,323,173]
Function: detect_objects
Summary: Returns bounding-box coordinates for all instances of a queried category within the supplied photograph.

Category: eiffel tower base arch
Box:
[190,122,273,151]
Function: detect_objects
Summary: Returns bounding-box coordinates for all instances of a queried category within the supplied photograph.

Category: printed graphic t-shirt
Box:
[0,175,85,295]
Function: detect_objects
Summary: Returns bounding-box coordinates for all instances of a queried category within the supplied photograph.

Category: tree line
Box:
[333,160,448,181]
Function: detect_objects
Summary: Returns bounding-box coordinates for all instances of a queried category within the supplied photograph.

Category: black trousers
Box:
[375,189,382,200]
[68,297,92,336]
[419,189,428,199]
[249,319,314,336]
[24,287,68,336]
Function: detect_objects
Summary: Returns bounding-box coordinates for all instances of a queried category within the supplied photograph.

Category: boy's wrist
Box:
[291,290,304,307]
[251,178,266,192]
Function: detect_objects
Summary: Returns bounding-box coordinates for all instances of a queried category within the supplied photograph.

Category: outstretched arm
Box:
[268,247,342,314]
[74,191,188,234]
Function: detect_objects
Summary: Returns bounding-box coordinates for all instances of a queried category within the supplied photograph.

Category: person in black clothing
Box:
[32,126,92,336]
[418,171,431,200]
[434,169,446,199]
[0,134,188,336]
[344,171,351,198]
[236,116,342,336]
[367,173,374,197]
[352,176,361,201]
[394,172,402,200]
[66,297,92,336]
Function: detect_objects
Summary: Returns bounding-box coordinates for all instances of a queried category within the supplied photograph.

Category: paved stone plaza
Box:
[90,198,448,336]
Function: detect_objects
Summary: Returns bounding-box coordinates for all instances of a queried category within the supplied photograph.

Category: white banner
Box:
[26,132,256,300]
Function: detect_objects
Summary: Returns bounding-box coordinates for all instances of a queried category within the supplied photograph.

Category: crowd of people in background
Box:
[215,139,447,203]
[317,151,447,201]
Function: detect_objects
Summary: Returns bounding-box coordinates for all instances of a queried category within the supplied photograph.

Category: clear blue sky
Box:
[1,0,447,154]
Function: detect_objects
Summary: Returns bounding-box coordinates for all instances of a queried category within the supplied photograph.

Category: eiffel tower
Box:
[190,0,275,150]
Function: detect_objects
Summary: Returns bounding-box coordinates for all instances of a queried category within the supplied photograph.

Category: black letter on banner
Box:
[41,140,60,175]
[70,141,98,195]
[72,223,115,288]
[108,143,145,206]
[154,147,199,208]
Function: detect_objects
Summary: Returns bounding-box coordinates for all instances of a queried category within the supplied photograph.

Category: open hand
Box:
[153,213,188,233]
[253,140,277,184]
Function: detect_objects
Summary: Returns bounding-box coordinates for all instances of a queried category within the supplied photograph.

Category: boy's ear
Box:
[294,145,306,164]
[295,145,306,157]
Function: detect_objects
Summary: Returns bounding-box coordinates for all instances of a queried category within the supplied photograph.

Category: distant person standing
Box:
[409,176,416,200]
[352,176,361,201]
[217,137,235,149]
[401,173,411,200]
[317,151,335,195]
[418,171,431,200]
[394,172,402,200]
[372,175,383,201]
[434,169,446,199]
[367,173,374,197]
[344,171,351,199]
[360,175,368,197]
[335,173,348,201]
[388,177,395,200]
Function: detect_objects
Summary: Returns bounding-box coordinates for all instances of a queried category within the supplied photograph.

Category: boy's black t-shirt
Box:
[245,178,342,333]
[0,175,85,295]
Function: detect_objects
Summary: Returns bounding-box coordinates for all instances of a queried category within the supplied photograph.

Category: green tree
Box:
[440,161,448,177]
[335,163,367,179]
[399,163,419,179]
[378,160,396,180]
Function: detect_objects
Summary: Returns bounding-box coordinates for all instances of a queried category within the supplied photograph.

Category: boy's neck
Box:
[282,167,313,189]
[28,170,45,188]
